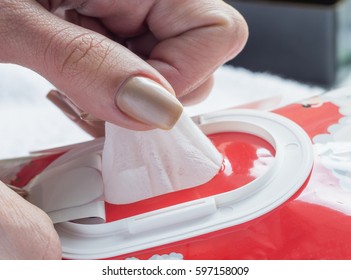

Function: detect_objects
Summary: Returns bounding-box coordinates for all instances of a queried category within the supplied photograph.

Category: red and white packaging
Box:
[2,87,351,260]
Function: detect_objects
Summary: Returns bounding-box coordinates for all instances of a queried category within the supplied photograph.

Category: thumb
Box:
[0,181,61,259]
[0,1,183,130]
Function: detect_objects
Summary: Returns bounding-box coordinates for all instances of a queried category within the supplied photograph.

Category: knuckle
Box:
[30,212,61,259]
[0,2,30,61]
[60,34,106,72]
[50,32,112,83]
[221,8,249,58]
[200,3,249,61]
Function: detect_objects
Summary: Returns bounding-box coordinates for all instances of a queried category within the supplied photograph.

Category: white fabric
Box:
[0,63,330,160]
[102,113,223,204]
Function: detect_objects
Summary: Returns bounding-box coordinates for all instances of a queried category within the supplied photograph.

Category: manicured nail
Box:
[115,76,183,130]
[47,90,79,121]
[79,112,103,122]
[6,184,28,197]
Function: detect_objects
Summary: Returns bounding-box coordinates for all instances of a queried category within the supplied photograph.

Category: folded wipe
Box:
[102,113,223,204]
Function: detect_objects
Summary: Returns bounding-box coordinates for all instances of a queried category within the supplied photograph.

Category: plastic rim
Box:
[56,109,314,259]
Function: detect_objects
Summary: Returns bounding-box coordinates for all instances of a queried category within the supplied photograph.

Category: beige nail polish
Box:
[47,90,79,121]
[115,76,183,130]
[6,183,28,197]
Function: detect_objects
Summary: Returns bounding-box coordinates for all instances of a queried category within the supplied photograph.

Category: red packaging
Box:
[4,87,351,260]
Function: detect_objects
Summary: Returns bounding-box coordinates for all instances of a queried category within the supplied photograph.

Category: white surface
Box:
[26,153,105,224]
[0,63,326,159]
[0,64,92,159]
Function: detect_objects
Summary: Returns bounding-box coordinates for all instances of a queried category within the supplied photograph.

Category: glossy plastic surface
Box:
[104,132,275,221]
[113,91,350,260]
[9,88,351,260]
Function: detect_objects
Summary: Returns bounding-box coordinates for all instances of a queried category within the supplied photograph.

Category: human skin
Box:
[0,0,248,259]
[0,181,61,259]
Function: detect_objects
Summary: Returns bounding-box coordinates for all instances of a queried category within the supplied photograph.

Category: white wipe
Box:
[102,113,223,204]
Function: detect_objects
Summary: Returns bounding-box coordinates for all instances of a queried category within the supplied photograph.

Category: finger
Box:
[146,0,248,98]
[125,31,159,59]
[178,75,214,106]
[47,90,105,137]
[36,0,87,12]
[63,9,113,39]
[5,183,29,197]
[0,1,183,130]
[69,0,248,99]
[0,181,61,259]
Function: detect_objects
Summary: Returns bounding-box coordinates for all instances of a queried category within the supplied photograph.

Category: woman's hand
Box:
[0,181,61,259]
[0,0,248,130]
[0,0,248,259]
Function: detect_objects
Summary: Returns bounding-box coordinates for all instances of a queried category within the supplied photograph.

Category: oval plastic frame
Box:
[56,109,314,259]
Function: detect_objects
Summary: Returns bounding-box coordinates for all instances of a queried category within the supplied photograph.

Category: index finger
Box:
[61,0,248,98]
[146,0,248,98]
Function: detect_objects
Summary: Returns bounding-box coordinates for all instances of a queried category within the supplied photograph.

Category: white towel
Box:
[0,64,326,159]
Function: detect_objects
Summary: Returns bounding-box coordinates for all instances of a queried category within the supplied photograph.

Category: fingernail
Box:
[47,90,79,121]
[79,112,103,122]
[6,184,28,198]
[115,76,183,130]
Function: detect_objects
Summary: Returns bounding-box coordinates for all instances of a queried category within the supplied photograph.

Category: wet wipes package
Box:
[1,87,351,260]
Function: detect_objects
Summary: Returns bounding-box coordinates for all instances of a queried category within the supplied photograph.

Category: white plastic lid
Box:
[54,109,313,259]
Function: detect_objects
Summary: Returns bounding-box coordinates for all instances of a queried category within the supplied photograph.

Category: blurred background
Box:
[1,0,351,159]
[225,0,351,86]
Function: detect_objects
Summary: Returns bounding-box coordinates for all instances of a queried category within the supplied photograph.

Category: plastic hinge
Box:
[127,197,217,234]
